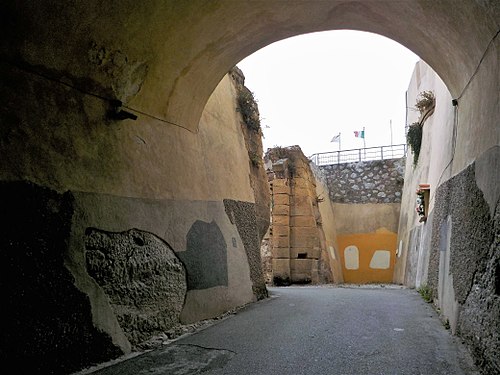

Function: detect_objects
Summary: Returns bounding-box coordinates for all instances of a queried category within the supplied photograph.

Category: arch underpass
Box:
[0,1,498,374]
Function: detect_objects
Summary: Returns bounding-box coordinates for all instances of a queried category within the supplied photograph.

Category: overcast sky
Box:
[237,30,420,157]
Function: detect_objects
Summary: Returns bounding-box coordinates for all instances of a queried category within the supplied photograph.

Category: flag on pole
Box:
[330,133,340,142]
[354,130,365,138]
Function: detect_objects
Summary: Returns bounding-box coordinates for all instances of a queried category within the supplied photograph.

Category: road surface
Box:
[85,285,479,375]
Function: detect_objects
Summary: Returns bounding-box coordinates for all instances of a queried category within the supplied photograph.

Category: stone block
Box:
[273,235,290,248]
[272,215,289,226]
[290,202,313,216]
[290,227,320,248]
[291,195,313,206]
[271,179,288,188]
[273,193,290,206]
[272,247,290,259]
[290,177,311,189]
[273,185,290,195]
[291,215,316,227]
[290,258,313,272]
[272,225,289,238]
[290,272,312,283]
[309,247,321,259]
[273,204,290,216]
[291,187,314,198]
[272,259,290,277]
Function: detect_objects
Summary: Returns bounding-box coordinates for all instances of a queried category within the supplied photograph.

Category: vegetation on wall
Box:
[265,145,300,179]
[406,90,435,167]
[407,122,423,166]
[415,90,435,114]
[248,150,262,167]
[237,89,261,132]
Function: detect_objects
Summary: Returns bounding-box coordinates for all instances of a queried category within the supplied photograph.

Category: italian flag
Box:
[354,130,365,138]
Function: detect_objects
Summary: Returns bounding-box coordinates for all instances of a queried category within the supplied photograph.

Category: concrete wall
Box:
[395,61,499,373]
[311,164,344,283]
[0,66,268,373]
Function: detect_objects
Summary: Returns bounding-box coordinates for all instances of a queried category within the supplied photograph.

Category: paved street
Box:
[87,286,479,375]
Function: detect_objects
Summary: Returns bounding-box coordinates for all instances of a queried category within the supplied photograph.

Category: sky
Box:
[237,30,420,158]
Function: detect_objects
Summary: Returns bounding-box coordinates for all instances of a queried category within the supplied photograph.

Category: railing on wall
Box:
[309,144,407,166]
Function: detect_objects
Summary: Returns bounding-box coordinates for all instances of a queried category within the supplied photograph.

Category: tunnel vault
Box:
[1,1,498,133]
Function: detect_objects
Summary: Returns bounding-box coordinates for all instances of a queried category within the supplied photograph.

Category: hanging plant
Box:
[406,122,422,166]
[415,90,435,114]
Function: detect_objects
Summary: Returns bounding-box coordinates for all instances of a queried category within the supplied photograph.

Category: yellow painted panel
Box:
[338,231,397,284]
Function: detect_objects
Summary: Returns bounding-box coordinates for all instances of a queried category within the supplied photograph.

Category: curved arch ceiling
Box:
[154,1,498,131]
[4,1,498,131]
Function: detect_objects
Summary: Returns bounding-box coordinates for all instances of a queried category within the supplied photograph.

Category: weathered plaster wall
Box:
[395,61,499,373]
[319,159,405,204]
[337,229,397,284]
[311,164,344,283]
[0,66,268,373]
[333,203,400,284]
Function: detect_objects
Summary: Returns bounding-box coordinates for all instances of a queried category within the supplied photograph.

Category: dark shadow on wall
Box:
[0,181,122,375]
[177,220,228,290]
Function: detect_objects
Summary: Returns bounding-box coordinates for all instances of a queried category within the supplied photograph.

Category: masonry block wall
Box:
[266,147,337,285]
[319,159,405,204]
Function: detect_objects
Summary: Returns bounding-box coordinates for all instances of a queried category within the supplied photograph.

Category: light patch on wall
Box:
[397,240,402,258]
[344,245,359,270]
[369,250,391,269]
[328,246,336,260]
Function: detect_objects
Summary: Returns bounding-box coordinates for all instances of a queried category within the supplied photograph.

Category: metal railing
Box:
[309,144,407,166]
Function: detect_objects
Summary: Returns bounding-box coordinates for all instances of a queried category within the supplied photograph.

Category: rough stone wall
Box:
[319,159,405,204]
[395,60,500,373]
[425,163,498,374]
[260,228,273,284]
[224,199,268,300]
[85,228,187,346]
[230,67,271,244]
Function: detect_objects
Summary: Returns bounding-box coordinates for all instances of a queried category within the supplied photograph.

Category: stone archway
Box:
[1,1,498,373]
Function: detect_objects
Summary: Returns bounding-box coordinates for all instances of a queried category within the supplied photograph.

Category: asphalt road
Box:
[87,285,480,375]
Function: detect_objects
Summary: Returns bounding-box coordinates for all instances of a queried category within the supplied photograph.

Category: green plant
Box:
[248,150,262,167]
[406,122,423,166]
[415,90,435,114]
[237,89,261,132]
[417,284,433,303]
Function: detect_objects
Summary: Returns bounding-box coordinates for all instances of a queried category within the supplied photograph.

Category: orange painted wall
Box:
[337,230,397,283]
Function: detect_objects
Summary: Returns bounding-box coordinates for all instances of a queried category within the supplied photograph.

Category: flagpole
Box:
[339,132,341,151]
[390,119,393,158]
[363,126,366,159]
